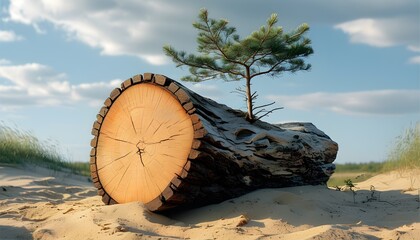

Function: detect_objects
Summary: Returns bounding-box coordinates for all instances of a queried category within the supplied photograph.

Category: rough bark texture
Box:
[90,73,338,212]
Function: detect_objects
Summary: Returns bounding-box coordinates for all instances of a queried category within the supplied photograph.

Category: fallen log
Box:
[90,73,338,212]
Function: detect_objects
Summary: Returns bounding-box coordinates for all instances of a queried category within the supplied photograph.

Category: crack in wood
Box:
[100,133,136,145]
[145,133,183,145]
[111,157,135,197]
[152,122,163,135]
[137,148,145,166]
[144,165,163,196]
[102,165,125,189]
[164,119,182,129]
[97,151,134,171]
[144,118,155,136]
[130,114,137,134]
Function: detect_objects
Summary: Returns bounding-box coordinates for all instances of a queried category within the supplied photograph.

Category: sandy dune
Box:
[0,165,419,240]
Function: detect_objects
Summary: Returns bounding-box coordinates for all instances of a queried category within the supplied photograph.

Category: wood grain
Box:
[95,83,194,204]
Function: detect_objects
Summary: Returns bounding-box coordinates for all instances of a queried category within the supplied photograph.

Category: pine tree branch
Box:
[254,108,266,116]
[249,51,273,67]
[285,25,309,44]
[256,107,284,120]
[203,17,246,67]
[254,101,276,110]
[195,61,245,79]
[244,20,277,65]
[165,47,244,79]
[250,60,285,79]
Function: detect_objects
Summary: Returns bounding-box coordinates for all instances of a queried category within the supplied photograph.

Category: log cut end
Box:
[90,74,205,211]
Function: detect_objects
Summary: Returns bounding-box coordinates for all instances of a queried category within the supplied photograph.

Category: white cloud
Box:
[0,59,12,65]
[0,60,119,109]
[0,30,23,42]
[71,79,121,107]
[139,55,168,66]
[0,63,68,97]
[268,90,420,115]
[6,0,418,65]
[408,56,420,64]
[6,0,190,65]
[189,83,224,100]
[335,17,420,53]
[335,19,393,47]
[408,46,420,53]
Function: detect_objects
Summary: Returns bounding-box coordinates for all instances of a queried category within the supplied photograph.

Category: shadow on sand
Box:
[0,225,32,240]
[167,186,419,229]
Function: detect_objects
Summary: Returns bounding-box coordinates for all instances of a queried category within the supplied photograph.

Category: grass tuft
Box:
[0,124,90,176]
[383,123,420,171]
[328,123,420,187]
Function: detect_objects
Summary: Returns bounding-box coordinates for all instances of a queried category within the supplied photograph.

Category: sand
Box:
[1,165,419,240]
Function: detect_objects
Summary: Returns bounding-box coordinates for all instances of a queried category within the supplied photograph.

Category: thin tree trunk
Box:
[245,67,253,121]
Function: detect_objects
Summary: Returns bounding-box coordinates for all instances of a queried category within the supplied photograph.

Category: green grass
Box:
[0,124,90,176]
[382,123,420,171]
[327,163,381,187]
[334,162,384,173]
[328,123,420,187]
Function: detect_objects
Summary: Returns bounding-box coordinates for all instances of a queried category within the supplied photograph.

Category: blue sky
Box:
[0,0,419,163]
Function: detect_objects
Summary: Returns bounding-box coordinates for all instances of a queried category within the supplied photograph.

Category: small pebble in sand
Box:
[236,214,250,227]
